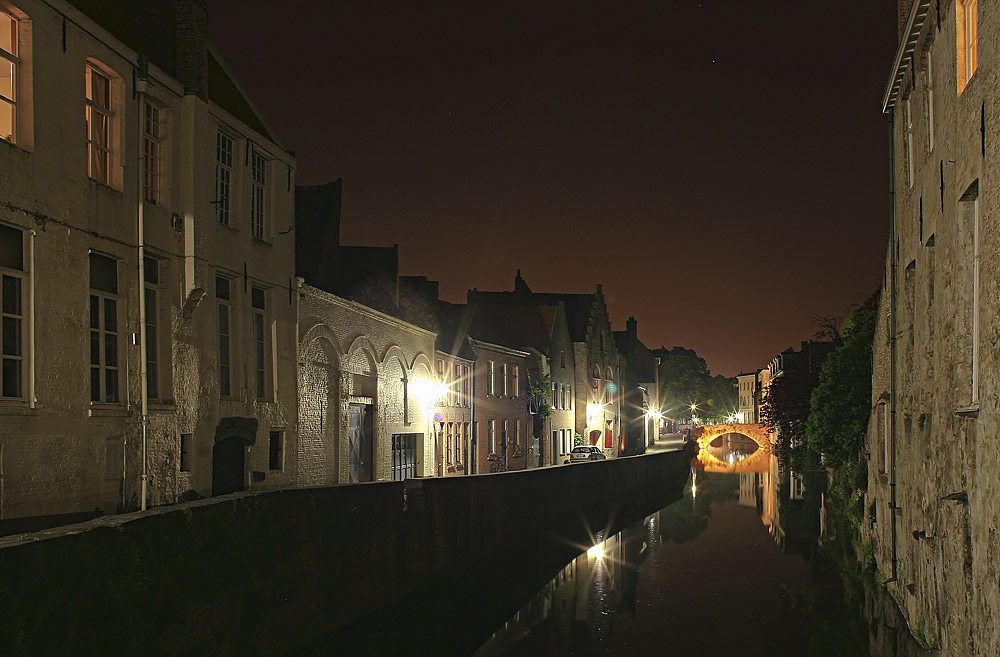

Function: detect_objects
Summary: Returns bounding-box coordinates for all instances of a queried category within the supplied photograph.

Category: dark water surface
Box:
[471,458,867,657]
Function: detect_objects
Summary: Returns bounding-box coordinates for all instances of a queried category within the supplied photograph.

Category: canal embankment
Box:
[0,445,693,656]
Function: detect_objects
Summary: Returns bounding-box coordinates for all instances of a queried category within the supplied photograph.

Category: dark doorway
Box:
[349,403,374,483]
[212,436,246,495]
[391,433,419,481]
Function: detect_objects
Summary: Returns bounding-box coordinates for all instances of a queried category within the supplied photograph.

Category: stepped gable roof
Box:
[65,0,277,143]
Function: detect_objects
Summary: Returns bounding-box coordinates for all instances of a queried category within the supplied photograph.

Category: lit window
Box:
[85,65,112,184]
[216,275,232,397]
[250,149,267,239]
[957,0,979,94]
[0,9,17,143]
[143,103,163,204]
[1,223,25,399]
[89,253,119,403]
[215,131,233,225]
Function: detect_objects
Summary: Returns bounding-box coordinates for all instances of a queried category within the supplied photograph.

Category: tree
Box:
[805,301,878,465]
[654,346,708,416]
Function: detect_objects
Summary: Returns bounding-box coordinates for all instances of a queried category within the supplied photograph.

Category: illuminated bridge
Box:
[692,423,775,474]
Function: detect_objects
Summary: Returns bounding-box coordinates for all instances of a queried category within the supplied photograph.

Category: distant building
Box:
[0,0,298,525]
[736,371,760,424]
[614,317,659,455]
[468,273,622,458]
[867,1,1000,652]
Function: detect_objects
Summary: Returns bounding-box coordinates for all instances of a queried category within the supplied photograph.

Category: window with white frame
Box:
[251,285,268,400]
[515,419,520,446]
[250,148,267,239]
[462,365,470,406]
[216,275,233,397]
[144,255,161,401]
[89,252,119,403]
[1,223,25,399]
[143,103,163,204]
[489,419,496,453]
[551,381,557,410]
[512,365,519,398]
[487,360,495,396]
[957,0,978,94]
[0,9,18,144]
[453,363,461,406]
[85,65,112,184]
[215,130,234,225]
[925,53,934,152]
[500,363,507,396]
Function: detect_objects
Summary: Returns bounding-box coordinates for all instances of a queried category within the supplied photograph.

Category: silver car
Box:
[565,445,607,463]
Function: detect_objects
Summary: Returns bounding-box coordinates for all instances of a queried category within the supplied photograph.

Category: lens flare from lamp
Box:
[587,542,604,559]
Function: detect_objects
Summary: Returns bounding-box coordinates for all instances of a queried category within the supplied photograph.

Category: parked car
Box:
[564,445,607,464]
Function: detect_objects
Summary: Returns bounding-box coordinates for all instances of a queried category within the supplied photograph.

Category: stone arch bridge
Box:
[692,423,775,474]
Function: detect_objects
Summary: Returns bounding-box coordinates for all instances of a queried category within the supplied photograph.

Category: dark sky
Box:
[209,1,899,377]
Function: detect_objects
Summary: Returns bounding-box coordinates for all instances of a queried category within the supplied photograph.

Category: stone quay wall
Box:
[0,447,692,656]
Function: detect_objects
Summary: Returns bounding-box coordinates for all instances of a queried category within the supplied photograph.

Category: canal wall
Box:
[0,447,692,656]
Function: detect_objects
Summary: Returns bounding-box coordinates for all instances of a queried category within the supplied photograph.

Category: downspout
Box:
[887,111,899,583]
[136,69,150,511]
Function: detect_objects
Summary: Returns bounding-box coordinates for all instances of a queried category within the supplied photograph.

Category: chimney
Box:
[626,316,637,338]
[175,0,208,100]
[898,0,913,36]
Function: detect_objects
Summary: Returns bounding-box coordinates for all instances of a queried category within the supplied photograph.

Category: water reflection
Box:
[473,440,873,656]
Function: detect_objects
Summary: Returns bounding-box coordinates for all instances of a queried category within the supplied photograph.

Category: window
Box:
[515,419,520,446]
[89,253,119,403]
[143,103,163,204]
[1,223,25,399]
[85,65,112,184]
[215,131,234,225]
[250,148,267,239]
[487,360,495,396]
[501,419,508,449]
[454,363,461,406]
[252,286,267,400]
[551,381,557,410]
[0,9,17,143]
[216,275,232,397]
[462,365,470,406]
[512,365,519,398]
[179,433,191,472]
[489,419,496,453]
[500,363,507,396]
[957,0,979,94]
[144,256,160,400]
[268,430,283,470]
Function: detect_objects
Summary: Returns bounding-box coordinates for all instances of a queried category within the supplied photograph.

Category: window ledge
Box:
[0,403,37,416]
[148,401,176,413]
[953,405,979,418]
[89,405,131,418]
[252,237,273,248]
[88,179,124,196]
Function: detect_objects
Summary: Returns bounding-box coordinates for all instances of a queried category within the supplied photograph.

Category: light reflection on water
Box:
[472,443,867,657]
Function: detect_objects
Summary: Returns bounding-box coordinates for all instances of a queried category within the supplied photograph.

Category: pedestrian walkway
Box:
[646,432,691,453]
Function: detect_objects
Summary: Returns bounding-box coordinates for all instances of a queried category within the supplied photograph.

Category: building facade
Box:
[298,284,437,484]
[0,0,297,524]
[866,1,1000,653]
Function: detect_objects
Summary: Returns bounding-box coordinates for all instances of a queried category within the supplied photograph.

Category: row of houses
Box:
[0,0,661,528]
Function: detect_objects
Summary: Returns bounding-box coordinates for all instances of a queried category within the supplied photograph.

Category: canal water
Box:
[471,436,869,657]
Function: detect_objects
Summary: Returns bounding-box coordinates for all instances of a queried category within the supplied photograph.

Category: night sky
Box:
[209,1,899,377]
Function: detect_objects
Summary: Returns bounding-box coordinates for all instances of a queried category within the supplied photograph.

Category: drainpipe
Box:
[136,66,150,511]
[887,112,899,583]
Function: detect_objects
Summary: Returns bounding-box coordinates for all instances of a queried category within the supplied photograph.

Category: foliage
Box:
[526,371,552,419]
[805,303,877,466]
[653,346,736,422]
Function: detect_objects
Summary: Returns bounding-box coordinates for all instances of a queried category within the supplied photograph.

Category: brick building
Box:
[614,316,659,455]
[866,1,1000,652]
[468,274,622,458]
[0,0,297,526]
[297,284,437,483]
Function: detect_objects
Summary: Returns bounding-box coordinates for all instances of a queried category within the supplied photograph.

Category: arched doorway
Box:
[212,436,245,496]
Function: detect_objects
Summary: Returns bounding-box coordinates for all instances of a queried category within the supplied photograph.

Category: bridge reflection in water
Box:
[693,423,774,474]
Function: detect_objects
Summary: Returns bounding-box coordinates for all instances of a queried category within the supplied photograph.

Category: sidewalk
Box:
[646,432,691,453]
